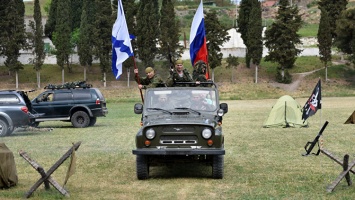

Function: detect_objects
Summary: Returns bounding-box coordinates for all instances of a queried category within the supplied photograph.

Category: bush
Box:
[276,69,292,83]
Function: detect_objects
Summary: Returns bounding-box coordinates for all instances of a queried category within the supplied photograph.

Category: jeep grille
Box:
[162,126,194,134]
[160,135,197,144]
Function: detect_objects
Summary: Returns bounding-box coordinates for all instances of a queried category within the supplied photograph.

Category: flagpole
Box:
[319,77,322,128]
[132,56,144,103]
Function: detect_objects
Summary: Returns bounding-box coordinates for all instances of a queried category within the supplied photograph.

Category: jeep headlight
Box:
[217,109,224,116]
[202,128,212,139]
[145,128,156,139]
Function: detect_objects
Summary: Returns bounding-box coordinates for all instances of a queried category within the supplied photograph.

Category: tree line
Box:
[0,0,354,87]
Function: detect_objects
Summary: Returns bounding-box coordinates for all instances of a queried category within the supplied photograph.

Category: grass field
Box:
[1,97,355,200]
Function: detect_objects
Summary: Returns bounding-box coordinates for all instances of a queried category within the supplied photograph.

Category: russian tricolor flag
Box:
[189,0,209,79]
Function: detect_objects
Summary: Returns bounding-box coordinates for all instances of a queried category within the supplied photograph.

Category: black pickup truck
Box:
[31,84,108,128]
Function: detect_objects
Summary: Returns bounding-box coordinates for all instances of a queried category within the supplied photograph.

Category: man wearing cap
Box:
[166,59,193,87]
[134,67,164,89]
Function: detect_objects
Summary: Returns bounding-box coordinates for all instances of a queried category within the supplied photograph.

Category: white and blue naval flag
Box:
[111,0,134,79]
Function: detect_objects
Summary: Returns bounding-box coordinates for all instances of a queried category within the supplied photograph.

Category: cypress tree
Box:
[247,0,263,83]
[44,0,58,40]
[136,0,160,67]
[92,0,113,86]
[0,3,6,55]
[264,0,302,83]
[317,7,332,82]
[53,0,71,83]
[159,0,183,66]
[2,0,27,88]
[205,10,230,81]
[334,8,355,65]
[122,0,137,83]
[237,0,253,68]
[318,0,347,40]
[28,0,45,88]
[78,0,94,81]
[71,0,83,31]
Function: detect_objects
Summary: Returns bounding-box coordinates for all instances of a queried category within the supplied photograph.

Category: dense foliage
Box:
[1,0,27,73]
[317,7,332,81]
[78,0,94,81]
[264,0,303,83]
[92,0,113,75]
[28,0,45,88]
[159,0,183,65]
[318,0,347,40]
[53,0,71,75]
[136,0,160,67]
[205,10,230,73]
[334,8,355,65]
[237,0,253,67]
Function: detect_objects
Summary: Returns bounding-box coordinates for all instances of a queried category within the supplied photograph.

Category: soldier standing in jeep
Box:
[166,59,193,87]
[134,67,164,89]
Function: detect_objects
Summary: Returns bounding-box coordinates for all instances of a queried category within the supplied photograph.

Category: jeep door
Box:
[32,91,73,118]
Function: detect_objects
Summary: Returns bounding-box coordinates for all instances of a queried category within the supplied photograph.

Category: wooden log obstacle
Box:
[19,141,81,198]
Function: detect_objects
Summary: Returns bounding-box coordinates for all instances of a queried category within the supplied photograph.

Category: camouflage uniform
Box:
[135,74,164,89]
[192,60,208,82]
[166,69,193,87]
[193,60,212,87]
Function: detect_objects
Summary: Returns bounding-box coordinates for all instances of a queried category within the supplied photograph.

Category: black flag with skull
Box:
[302,80,321,122]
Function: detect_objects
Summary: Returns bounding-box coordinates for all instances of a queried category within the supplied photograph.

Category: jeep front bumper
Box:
[132,148,225,156]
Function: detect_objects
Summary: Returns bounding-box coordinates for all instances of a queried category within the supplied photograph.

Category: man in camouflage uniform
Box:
[134,67,164,89]
[166,59,193,87]
[193,60,207,82]
[193,60,212,86]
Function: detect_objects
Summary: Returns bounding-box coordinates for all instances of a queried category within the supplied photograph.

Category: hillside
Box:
[13,0,355,101]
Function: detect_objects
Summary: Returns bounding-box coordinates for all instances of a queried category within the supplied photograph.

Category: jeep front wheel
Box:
[136,155,149,180]
[0,119,9,137]
[212,155,224,179]
[71,111,90,128]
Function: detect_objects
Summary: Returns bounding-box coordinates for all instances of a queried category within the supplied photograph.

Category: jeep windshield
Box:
[145,88,217,112]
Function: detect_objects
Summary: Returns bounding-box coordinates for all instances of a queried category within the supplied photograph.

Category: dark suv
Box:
[0,90,36,136]
[132,84,228,179]
[31,84,108,128]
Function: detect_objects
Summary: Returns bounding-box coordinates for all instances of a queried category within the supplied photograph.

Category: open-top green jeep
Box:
[132,84,228,179]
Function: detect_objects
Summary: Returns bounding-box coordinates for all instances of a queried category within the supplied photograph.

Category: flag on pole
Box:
[111,0,134,79]
[189,0,209,79]
[302,79,321,121]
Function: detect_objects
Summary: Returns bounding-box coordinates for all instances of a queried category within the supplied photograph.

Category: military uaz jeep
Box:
[132,84,228,179]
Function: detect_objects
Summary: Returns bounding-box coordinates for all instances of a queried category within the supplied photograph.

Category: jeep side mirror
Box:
[134,103,143,114]
[220,103,228,114]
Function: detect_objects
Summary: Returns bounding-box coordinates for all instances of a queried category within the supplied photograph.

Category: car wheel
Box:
[0,119,9,137]
[71,111,90,128]
[136,155,149,180]
[31,122,40,128]
[6,126,15,136]
[88,117,97,126]
[212,155,224,179]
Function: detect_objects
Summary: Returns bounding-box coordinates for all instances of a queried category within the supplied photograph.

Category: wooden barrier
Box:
[19,141,81,198]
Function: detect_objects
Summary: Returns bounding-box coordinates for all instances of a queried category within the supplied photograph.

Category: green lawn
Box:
[1,97,355,199]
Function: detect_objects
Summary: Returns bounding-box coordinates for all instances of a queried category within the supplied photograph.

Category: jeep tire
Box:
[136,155,149,180]
[212,155,224,179]
[0,119,8,137]
[71,111,90,128]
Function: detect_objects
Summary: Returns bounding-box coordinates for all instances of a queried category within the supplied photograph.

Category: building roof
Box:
[262,0,277,7]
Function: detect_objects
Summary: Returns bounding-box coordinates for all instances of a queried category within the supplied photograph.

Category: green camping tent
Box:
[345,111,355,124]
[263,95,308,128]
